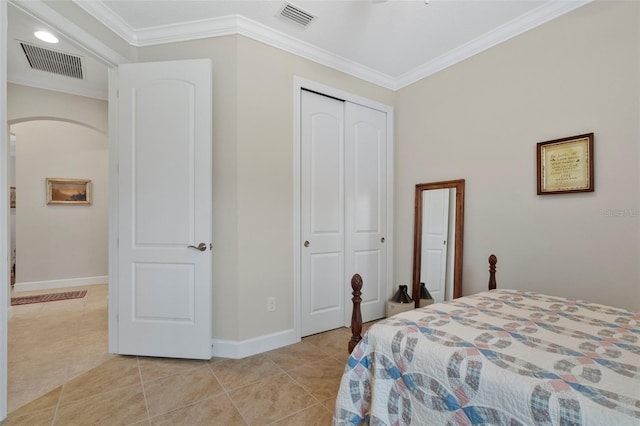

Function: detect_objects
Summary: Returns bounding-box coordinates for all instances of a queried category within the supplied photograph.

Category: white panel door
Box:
[118,59,212,359]
[421,189,450,303]
[345,102,387,323]
[300,90,345,336]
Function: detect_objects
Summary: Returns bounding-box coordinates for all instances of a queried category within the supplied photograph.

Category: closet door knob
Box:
[304,241,310,247]
[380,237,385,243]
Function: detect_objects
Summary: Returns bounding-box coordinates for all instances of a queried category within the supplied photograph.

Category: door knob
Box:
[187,243,207,252]
[380,237,385,243]
[304,241,310,247]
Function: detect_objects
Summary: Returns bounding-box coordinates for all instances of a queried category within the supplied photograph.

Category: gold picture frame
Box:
[46,178,92,205]
[537,133,594,195]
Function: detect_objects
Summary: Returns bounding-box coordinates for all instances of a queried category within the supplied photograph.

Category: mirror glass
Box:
[412,179,465,304]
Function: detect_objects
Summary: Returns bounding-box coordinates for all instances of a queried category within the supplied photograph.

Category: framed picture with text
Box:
[537,133,594,195]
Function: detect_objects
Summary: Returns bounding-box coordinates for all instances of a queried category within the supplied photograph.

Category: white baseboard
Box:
[211,328,298,359]
[13,275,108,292]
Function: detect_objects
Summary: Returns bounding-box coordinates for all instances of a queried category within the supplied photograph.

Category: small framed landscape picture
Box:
[46,178,92,205]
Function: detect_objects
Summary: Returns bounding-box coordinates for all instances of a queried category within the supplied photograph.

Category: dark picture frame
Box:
[537,133,594,195]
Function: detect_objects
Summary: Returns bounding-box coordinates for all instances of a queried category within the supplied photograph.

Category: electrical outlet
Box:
[267,297,276,312]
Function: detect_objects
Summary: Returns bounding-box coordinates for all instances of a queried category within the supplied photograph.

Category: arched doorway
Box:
[7,117,110,411]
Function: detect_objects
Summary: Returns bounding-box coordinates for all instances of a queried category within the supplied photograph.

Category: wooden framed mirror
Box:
[412,179,465,305]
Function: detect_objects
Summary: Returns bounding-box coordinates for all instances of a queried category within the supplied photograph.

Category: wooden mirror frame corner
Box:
[412,179,465,305]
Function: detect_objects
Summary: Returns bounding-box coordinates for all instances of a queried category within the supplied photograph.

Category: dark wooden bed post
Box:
[488,254,497,290]
[348,257,498,354]
[348,274,363,354]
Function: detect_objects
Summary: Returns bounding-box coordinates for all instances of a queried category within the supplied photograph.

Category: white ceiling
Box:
[7,0,590,99]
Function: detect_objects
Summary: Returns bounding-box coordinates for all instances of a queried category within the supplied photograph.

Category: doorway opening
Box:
[6,118,110,412]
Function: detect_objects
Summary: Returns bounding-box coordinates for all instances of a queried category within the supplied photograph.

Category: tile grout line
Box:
[50,383,65,426]
[281,364,324,406]
[279,352,343,421]
[206,361,252,425]
[271,360,326,424]
[264,402,325,426]
[136,356,153,425]
[142,363,222,421]
[281,354,343,418]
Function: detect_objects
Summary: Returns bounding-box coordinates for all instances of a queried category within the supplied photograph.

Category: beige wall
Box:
[395,1,640,311]
[234,36,394,340]
[8,84,108,132]
[140,35,395,341]
[12,120,108,283]
[7,86,109,286]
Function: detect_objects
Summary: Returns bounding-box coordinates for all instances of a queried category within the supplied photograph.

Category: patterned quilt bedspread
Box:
[333,290,640,425]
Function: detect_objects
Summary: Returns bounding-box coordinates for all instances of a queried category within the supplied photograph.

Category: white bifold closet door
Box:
[301,90,387,337]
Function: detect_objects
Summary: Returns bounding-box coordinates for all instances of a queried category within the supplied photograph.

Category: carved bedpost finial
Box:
[488,254,497,290]
[349,274,363,354]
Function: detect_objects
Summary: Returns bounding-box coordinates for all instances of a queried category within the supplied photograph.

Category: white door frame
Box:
[0,1,126,419]
[292,76,394,339]
[107,68,119,354]
[1,1,9,420]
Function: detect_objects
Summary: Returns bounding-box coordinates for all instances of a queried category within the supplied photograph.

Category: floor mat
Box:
[11,290,87,306]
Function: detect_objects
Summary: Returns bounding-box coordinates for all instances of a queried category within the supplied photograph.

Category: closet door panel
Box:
[300,90,345,336]
[345,102,387,323]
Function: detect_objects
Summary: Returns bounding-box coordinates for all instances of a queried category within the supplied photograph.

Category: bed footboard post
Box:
[488,254,497,290]
[348,274,363,354]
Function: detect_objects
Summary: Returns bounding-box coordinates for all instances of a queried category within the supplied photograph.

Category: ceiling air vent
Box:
[279,2,316,28]
[19,42,83,80]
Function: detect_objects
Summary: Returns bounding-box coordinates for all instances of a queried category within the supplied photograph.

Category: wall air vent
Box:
[19,42,83,79]
[279,2,316,28]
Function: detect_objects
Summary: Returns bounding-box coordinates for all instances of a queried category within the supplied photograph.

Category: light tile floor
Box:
[3,285,373,425]
[6,284,113,414]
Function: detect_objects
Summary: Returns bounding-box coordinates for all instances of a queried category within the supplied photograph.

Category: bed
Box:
[334,255,640,425]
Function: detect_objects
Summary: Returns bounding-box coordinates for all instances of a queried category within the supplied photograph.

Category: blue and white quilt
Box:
[333,290,640,425]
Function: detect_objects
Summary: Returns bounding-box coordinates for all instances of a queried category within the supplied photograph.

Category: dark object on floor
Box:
[390,285,412,303]
[419,282,432,299]
[11,290,87,306]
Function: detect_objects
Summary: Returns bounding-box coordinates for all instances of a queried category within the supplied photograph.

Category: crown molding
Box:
[233,16,396,90]
[72,0,137,44]
[62,0,592,91]
[73,2,399,90]
[393,0,593,90]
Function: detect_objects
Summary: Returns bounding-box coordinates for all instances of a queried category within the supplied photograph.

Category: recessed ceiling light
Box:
[34,31,58,44]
